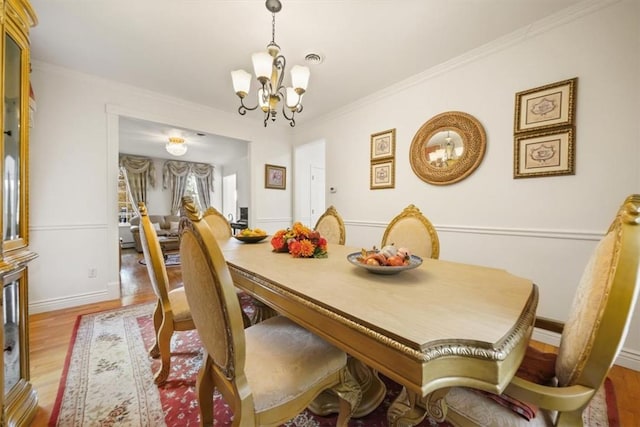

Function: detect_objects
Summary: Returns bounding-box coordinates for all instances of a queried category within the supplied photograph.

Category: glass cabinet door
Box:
[3,269,26,395]
[2,27,30,252]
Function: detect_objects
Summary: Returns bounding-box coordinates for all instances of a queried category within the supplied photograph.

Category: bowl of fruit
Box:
[347,245,422,275]
[234,228,269,243]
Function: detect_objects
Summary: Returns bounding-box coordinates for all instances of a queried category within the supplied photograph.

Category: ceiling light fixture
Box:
[166,136,187,156]
[231,0,309,128]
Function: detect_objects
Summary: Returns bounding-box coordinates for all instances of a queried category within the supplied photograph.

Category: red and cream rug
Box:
[50,302,619,426]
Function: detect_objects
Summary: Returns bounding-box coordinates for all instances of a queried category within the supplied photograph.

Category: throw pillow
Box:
[152,222,161,232]
[169,221,180,235]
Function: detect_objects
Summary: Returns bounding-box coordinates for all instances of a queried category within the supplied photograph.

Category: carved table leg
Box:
[387,387,450,427]
[250,298,278,324]
[308,357,387,418]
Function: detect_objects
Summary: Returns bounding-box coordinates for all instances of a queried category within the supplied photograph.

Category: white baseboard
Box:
[29,290,116,314]
[533,329,640,372]
[107,280,121,300]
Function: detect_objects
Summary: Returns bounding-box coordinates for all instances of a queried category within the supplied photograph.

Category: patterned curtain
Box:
[119,155,156,207]
[191,163,214,209]
[163,161,191,215]
[163,160,215,214]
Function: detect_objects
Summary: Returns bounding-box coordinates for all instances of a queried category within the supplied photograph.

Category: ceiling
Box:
[28,0,585,161]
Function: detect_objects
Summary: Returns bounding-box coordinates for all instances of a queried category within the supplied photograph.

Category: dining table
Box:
[218,237,538,426]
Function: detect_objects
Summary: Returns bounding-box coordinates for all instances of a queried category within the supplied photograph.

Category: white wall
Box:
[223,156,250,222]
[29,63,292,313]
[293,1,640,369]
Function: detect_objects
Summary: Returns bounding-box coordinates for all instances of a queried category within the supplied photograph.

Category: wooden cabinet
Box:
[1,0,38,425]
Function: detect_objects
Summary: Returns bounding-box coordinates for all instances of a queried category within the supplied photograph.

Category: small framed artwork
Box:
[265,164,286,189]
[370,128,396,161]
[514,77,577,133]
[370,159,395,189]
[514,127,575,178]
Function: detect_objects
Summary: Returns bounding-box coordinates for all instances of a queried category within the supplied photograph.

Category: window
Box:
[184,173,202,212]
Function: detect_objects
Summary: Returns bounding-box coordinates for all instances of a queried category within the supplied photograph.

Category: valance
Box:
[163,160,215,214]
[119,155,156,208]
[120,155,156,188]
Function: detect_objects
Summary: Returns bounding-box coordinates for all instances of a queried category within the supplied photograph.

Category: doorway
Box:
[293,140,326,226]
[223,173,238,221]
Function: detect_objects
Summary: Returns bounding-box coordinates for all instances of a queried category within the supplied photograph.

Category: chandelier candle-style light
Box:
[166,136,187,156]
[231,0,310,127]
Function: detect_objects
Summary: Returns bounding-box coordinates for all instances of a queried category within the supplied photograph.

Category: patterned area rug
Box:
[49,302,619,426]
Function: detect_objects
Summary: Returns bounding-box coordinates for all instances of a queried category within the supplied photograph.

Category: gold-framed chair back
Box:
[381,204,440,259]
[314,205,346,245]
[137,202,195,385]
[179,201,362,426]
[445,194,640,426]
[202,206,233,239]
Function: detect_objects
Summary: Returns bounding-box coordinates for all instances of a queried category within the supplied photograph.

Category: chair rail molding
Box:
[345,220,603,242]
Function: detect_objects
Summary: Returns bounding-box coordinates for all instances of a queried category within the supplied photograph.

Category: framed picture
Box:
[265,164,286,189]
[514,127,575,178]
[514,77,577,133]
[370,159,395,189]
[370,128,396,160]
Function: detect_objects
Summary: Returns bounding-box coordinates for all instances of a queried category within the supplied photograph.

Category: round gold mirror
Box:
[409,111,486,185]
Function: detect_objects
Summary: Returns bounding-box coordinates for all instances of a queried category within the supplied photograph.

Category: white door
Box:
[309,166,325,226]
[222,174,237,222]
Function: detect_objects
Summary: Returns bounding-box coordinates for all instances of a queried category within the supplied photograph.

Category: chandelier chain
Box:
[271,12,276,44]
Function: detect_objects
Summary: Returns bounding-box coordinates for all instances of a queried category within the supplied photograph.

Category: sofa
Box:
[130,214,181,253]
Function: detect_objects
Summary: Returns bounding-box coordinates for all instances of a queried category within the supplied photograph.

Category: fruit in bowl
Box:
[239,228,267,237]
[359,244,412,267]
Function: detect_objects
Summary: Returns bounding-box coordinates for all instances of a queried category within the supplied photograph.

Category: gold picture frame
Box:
[265,164,286,189]
[514,127,575,178]
[515,77,577,133]
[370,159,395,190]
[370,128,396,160]
[409,111,487,186]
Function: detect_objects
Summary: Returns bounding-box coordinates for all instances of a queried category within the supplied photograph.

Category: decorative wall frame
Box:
[514,127,575,178]
[409,111,486,186]
[265,164,286,189]
[514,77,577,133]
[370,159,395,190]
[370,128,396,160]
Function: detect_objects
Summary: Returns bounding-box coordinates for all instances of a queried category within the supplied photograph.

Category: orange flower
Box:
[297,239,316,258]
[271,222,328,258]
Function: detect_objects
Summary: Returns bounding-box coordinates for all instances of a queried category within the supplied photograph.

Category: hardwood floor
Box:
[27,248,639,426]
[28,248,181,426]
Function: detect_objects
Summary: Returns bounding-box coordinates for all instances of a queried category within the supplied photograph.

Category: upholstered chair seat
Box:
[244,316,347,412]
[179,198,362,426]
[444,194,640,427]
[166,288,192,322]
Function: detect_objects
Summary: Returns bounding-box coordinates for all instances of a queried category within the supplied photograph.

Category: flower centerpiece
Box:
[270,222,328,258]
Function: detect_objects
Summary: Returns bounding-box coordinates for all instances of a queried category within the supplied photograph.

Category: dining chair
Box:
[381,204,440,259]
[202,206,233,239]
[179,206,362,427]
[181,198,260,328]
[314,205,346,245]
[443,194,640,427]
[137,202,196,385]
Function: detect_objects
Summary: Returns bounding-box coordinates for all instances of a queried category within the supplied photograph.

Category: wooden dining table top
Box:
[218,237,538,398]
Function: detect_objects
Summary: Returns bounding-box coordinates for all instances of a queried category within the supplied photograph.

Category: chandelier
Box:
[166,136,187,156]
[231,0,310,127]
